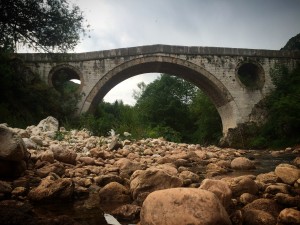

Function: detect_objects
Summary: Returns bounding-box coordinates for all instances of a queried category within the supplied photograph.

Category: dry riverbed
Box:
[0,116,299,225]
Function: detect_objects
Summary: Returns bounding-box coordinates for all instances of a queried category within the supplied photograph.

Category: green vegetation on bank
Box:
[76,74,222,145]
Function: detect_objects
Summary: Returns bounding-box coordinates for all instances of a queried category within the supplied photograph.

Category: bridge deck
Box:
[17,44,300,62]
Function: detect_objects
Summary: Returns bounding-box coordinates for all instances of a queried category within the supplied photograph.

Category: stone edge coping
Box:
[15,44,300,62]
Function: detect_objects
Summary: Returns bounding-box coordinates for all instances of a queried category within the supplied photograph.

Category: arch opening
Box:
[236,62,265,89]
[49,65,82,94]
[82,56,239,136]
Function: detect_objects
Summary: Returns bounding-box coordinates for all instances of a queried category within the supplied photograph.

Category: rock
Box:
[40,150,54,163]
[108,136,122,150]
[94,174,124,186]
[239,193,258,205]
[22,138,37,149]
[130,168,183,202]
[265,184,290,195]
[199,178,232,209]
[36,162,65,178]
[242,198,281,218]
[140,188,232,225]
[50,144,77,165]
[11,186,27,197]
[30,116,59,137]
[243,209,276,225]
[223,175,258,197]
[78,156,95,165]
[256,172,279,184]
[30,136,43,146]
[206,162,229,177]
[277,208,300,225]
[275,164,300,185]
[99,182,131,204]
[179,170,200,186]
[115,158,144,176]
[0,125,29,178]
[275,193,300,208]
[28,176,74,201]
[112,204,141,221]
[293,157,300,168]
[231,157,255,170]
[0,181,12,197]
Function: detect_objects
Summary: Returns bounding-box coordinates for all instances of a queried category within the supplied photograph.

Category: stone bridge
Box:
[18,44,300,136]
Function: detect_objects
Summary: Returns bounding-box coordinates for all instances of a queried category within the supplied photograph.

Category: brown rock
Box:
[28,176,74,201]
[243,209,276,225]
[277,208,300,225]
[99,182,131,204]
[130,168,183,201]
[50,144,77,165]
[224,175,259,197]
[36,162,65,178]
[242,198,281,218]
[256,172,279,184]
[40,150,54,163]
[239,193,258,205]
[199,178,232,209]
[231,157,255,170]
[0,126,29,178]
[115,158,144,176]
[112,204,141,221]
[140,188,232,225]
[275,164,300,185]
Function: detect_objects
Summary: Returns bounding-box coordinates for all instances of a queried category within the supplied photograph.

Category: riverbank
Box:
[0,117,299,225]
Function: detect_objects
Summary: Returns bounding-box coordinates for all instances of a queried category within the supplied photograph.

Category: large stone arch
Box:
[81,55,240,134]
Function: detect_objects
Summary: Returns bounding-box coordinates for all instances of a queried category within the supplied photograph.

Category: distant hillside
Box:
[281,33,300,50]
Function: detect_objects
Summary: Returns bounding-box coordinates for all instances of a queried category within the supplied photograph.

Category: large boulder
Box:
[0,125,29,178]
[30,116,59,137]
[140,188,232,225]
[275,164,300,185]
[130,168,183,203]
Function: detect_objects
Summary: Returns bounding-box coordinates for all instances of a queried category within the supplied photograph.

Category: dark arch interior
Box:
[51,68,81,92]
[89,61,230,112]
[237,62,264,89]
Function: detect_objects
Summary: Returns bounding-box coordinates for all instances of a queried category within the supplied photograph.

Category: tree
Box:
[135,74,198,142]
[189,90,222,145]
[0,0,87,52]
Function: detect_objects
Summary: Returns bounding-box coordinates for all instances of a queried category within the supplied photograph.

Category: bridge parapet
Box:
[17,44,300,62]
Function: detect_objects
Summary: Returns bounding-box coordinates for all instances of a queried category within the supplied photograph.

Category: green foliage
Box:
[189,90,222,145]
[0,0,87,52]
[247,63,300,148]
[76,74,222,144]
[0,53,80,127]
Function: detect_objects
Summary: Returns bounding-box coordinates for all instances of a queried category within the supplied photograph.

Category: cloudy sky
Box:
[70,0,300,105]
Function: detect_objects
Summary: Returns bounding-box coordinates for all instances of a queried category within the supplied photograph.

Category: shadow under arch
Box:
[48,64,84,92]
[82,55,240,134]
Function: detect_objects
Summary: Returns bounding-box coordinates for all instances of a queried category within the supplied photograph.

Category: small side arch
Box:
[48,64,83,91]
